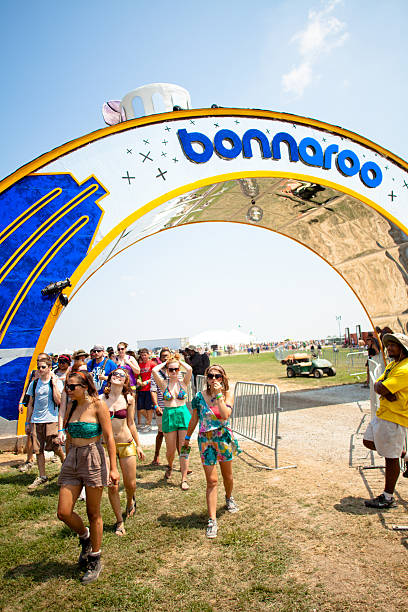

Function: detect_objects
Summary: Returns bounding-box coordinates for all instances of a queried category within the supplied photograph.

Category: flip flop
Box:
[115,521,126,536]
[164,467,172,480]
[181,480,189,491]
[126,496,136,518]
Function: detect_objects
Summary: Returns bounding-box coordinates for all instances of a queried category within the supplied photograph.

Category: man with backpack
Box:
[87,344,117,394]
[25,355,65,489]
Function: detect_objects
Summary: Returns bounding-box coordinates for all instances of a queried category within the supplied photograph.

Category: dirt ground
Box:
[2,394,407,610]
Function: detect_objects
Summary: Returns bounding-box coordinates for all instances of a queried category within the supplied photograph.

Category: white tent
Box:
[189,329,252,347]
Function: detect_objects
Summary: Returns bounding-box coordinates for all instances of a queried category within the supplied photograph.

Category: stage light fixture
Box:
[41,278,71,297]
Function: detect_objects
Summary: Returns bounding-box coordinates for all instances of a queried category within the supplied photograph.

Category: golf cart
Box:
[281,353,336,378]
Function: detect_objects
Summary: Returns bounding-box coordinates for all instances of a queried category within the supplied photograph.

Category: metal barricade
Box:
[195,374,205,394]
[346,351,367,378]
[231,381,295,469]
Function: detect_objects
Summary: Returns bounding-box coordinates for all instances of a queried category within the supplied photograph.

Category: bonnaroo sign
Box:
[1,106,408,431]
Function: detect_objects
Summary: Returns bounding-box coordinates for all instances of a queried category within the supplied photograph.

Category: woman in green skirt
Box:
[152,354,192,489]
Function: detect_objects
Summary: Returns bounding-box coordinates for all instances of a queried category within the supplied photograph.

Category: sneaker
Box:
[28,476,48,489]
[144,425,152,432]
[19,461,34,473]
[206,519,218,539]
[364,493,397,509]
[78,535,92,568]
[225,496,239,513]
[403,462,408,479]
[81,554,102,584]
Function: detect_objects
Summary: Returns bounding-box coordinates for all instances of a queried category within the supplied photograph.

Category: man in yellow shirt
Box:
[363,333,408,508]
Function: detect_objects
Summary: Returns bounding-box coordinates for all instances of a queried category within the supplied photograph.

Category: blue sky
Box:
[1,0,406,350]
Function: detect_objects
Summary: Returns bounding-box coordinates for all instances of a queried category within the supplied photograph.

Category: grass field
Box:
[209,349,362,389]
[0,445,376,612]
[0,452,323,612]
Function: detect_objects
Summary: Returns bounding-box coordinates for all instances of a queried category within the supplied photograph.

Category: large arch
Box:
[1,108,408,433]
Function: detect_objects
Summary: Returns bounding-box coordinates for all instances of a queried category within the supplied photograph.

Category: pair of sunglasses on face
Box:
[207,373,222,380]
[66,383,84,391]
[168,367,180,373]
[112,371,126,379]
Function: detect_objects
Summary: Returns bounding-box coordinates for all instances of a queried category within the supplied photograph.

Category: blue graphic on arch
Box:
[0,173,106,420]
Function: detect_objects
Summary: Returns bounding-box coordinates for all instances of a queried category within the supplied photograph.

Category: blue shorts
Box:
[137,390,153,411]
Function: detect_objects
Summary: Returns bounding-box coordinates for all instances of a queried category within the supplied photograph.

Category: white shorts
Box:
[363,415,407,458]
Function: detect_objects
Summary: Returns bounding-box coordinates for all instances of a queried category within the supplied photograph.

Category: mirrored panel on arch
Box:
[161,177,408,334]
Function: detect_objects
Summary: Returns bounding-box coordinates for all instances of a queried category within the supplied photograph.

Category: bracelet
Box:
[184,435,191,440]
[25,421,30,425]
[58,429,65,432]
[154,405,159,410]
[215,393,223,400]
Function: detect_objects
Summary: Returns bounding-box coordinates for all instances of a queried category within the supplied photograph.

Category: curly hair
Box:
[166,352,182,366]
[205,364,229,395]
[103,368,132,404]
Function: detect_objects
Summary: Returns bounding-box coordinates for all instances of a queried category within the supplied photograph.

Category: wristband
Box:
[58,429,65,432]
[215,393,223,400]
[154,405,159,410]
[184,435,191,440]
[25,421,30,425]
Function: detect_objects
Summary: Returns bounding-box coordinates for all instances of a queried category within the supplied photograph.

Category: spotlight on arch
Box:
[41,278,71,297]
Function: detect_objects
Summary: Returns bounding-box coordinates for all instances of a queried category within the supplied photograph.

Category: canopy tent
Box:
[189,329,253,347]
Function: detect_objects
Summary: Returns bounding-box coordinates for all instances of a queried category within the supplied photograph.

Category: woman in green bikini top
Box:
[152,353,193,490]
[57,371,119,584]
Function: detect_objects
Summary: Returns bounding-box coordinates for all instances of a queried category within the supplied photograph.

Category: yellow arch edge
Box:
[2,107,408,197]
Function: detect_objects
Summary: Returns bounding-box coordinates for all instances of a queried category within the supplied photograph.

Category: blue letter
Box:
[298,137,323,167]
[242,129,272,159]
[360,161,382,188]
[271,132,299,162]
[177,129,213,163]
[323,144,339,169]
[214,129,242,160]
[336,149,360,177]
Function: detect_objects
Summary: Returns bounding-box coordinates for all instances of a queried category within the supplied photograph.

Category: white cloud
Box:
[282,62,313,98]
[281,0,349,97]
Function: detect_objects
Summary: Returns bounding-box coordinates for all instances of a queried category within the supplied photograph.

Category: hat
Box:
[58,354,71,363]
[187,345,197,351]
[382,333,408,352]
[91,344,104,351]
[72,349,89,359]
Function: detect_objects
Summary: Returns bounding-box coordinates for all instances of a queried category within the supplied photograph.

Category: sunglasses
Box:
[168,367,180,372]
[207,373,222,380]
[66,383,84,391]
[118,347,126,351]
[112,371,126,378]
[38,365,49,370]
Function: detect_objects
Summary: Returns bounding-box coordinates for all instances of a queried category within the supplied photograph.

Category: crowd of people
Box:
[19,343,240,584]
[17,331,408,584]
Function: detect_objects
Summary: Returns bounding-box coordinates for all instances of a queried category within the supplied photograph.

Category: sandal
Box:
[181,480,189,491]
[150,459,160,466]
[126,496,136,518]
[114,521,126,536]
[164,466,172,480]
